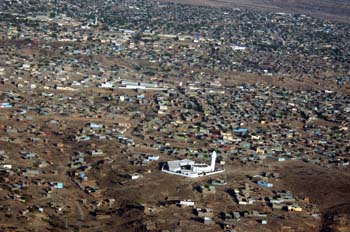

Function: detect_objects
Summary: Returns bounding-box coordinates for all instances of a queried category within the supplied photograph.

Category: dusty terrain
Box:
[0,1,349,231]
[155,0,350,22]
[272,161,350,232]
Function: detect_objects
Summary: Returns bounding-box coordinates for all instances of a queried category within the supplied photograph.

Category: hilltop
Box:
[155,0,350,22]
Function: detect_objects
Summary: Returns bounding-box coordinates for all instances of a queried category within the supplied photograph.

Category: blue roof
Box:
[56,182,63,189]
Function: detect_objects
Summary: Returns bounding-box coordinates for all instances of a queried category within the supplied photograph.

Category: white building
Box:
[179,200,195,207]
[231,45,246,50]
[99,82,114,89]
[162,151,224,178]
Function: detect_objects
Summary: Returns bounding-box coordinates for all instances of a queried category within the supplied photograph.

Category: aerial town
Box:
[0,0,349,231]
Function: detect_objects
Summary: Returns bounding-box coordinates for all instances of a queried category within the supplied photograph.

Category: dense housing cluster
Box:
[0,0,349,231]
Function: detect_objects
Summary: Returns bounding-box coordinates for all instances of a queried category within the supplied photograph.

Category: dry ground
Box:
[154,0,350,22]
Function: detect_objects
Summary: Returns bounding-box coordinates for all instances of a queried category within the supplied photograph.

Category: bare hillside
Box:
[155,0,350,22]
